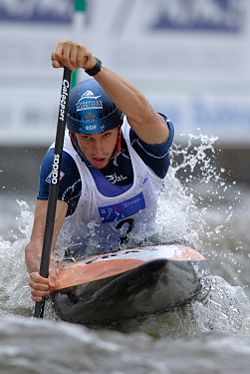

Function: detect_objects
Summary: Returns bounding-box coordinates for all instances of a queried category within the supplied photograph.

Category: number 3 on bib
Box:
[116,218,135,245]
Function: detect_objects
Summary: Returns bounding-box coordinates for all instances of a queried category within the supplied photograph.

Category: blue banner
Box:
[0,0,74,23]
[150,0,243,32]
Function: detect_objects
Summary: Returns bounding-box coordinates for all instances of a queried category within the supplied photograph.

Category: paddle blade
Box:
[34,299,45,318]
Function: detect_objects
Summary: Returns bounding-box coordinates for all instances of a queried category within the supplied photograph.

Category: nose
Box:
[92,140,104,157]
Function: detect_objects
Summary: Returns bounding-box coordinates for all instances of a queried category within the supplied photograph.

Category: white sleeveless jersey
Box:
[60,121,164,255]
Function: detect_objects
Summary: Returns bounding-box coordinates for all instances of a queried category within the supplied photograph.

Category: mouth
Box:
[90,157,108,167]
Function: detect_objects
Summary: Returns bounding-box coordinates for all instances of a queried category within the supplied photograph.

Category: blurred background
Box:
[1,3,250,365]
[0,0,250,195]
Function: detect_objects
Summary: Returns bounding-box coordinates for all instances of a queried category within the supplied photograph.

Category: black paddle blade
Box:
[34,299,45,318]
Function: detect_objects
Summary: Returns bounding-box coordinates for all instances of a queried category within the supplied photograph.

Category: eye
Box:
[81,135,92,141]
[103,132,112,138]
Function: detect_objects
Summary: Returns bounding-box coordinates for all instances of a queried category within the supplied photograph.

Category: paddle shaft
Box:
[34,68,72,318]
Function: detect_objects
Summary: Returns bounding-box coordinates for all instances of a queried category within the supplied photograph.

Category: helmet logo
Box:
[76,90,103,112]
[85,112,96,122]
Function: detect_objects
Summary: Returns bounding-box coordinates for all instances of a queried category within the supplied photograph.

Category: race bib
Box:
[98,192,145,223]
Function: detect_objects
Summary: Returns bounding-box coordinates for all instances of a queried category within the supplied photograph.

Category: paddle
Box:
[34,67,72,318]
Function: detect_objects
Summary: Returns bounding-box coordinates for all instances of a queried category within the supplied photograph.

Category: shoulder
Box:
[122,114,174,178]
[129,113,174,157]
[40,148,78,175]
[38,148,81,204]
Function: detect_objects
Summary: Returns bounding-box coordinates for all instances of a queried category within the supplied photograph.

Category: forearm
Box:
[25,240,58,274]
[25,240,43,274]
[25,200,68,273]
[94,67,153,125]
[95,67,168,143]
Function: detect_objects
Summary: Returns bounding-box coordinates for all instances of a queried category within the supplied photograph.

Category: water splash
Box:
[153,131,250,337]
[191,276,250,336]
[156,131,242,253]
[0,200,35,317]
[0,132,249,337]
[155,133,211,245]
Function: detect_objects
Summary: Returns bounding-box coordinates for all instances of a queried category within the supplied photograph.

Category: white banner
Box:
[0,0,249,146]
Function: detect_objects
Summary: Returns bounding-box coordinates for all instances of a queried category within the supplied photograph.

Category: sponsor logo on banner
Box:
[0,0,73,23]
[150,0,243,32]
[76,91,103,112]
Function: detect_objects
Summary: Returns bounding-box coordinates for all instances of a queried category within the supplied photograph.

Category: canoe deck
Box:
[53,244,211,325]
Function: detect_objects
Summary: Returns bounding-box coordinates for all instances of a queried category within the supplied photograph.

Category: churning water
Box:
[1,134,250,373]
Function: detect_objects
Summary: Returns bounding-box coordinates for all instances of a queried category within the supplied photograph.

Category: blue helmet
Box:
[67,79,124,134]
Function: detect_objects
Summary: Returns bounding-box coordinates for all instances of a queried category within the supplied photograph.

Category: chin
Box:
[91,159,110,169]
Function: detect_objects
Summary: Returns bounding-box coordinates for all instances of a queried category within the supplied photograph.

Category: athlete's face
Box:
[75,127,119,169]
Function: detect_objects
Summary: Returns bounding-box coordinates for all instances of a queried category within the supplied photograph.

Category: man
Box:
[25,40,174,302]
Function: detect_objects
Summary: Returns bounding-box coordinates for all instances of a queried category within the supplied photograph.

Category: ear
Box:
[70,132,76,142]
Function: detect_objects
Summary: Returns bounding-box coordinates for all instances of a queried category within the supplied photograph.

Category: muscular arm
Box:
[95,68,169,144]
[25,200,68,273]
[51,40,169,145]
[25,199,68,301]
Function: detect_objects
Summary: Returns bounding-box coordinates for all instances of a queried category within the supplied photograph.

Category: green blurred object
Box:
[75,0,86,12]
[71,0,86,88]
[70,70,78,90]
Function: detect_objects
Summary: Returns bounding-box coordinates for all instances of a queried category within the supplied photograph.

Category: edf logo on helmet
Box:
[85,124,97,131]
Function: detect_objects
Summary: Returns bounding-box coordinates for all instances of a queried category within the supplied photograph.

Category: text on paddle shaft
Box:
[51,153,60,184]
[59,79,70,122]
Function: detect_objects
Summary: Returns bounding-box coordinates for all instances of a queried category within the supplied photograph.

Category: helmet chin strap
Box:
[111,127,122,160]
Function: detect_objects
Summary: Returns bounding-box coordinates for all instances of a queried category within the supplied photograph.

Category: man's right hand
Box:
[28,269,58,302]
[51,40,96,72]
